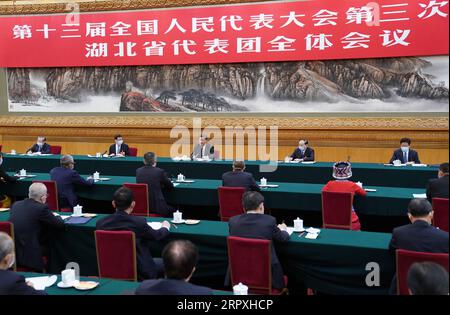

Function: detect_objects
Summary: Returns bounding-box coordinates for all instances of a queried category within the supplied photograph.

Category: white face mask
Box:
[401,146,409,153]
[299,146,306,151]
[116,140,123,146]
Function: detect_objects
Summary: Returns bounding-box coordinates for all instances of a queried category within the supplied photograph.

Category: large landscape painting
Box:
[7,56,449,113]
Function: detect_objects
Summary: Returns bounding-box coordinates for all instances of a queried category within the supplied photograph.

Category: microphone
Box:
[347,155,351,163]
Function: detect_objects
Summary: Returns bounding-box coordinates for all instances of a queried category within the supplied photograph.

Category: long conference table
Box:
[0,213,395,295]
[3,172,426,216]
[2,154,438,188]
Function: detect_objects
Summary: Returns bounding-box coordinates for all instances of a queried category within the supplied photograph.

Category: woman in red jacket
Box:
[322,161,366,231]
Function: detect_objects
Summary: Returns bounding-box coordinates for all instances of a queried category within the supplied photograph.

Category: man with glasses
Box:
[8,183,65,272]
[50,155,94,209]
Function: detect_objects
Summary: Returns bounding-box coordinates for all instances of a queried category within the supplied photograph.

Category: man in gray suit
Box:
[191,136,214,160]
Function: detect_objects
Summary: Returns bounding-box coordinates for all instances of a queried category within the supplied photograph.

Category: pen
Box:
[299,232,305,237]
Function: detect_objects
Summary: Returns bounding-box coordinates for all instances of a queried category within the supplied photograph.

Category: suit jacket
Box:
[8,198,65,271]
[426,175,449,203]
[50,167,94,208]
[290,147,315,161]
[390,220,449,253]
[28,143,51,154]
[0,166,18,199]
[108,143,130,156]
[136,165,174,216]
[96,210,170,280]
[228,213,290,289]
[191,143,214,159]
[135,279,212,295]
[389,148,421,164]
[0,270,47,295]
[222,171,261,192]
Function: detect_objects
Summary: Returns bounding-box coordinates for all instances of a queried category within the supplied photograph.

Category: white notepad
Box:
[148,222,162,230]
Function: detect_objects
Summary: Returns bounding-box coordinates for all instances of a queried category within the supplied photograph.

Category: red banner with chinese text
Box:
[0,0,448,68]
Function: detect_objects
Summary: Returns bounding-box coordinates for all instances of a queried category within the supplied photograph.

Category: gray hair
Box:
[28,182,47,200]
[60,155,74,167]
[0,232,14,262]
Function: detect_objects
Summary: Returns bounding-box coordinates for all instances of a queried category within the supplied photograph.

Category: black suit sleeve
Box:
[0,168,18,182]
[270,217,290,242]
[414,151,421,164]
[27,144,37,153]
[303,148,315,161]
[389,231,398,252]
[39,205,65,230]
[290,149,298,159]
[122,144,130,156]
[389,151,397,164]
[42,144,51,154]
[161,171,174,190]
[108,144,114,155]
[249,175,261,192]
[426,179,433,203]
[10,275,47,295]
[140,220,170,241]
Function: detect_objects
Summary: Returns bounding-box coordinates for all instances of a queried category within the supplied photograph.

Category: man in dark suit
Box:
[222,160,260,192]
[8,183,65,272]
[389,137,421,164]
[135,240,212,295]
[191,136,214,160]
[389,198,449,294]
[228,191,289,290]
[0,152,19,205]
[0,232,46,295]
[50,155,94,209]
[108,134,130,156]
[290,139,315,161]
[96,187,171,281]
[136,152,175,217]
[26,136,51,154]
[426,162,449,203]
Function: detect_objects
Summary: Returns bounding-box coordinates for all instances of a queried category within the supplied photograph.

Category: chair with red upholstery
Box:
[50,145,62,155]
[123,183,154,217]
[0,144,2,152]
[32,180,59,211]
[432,198,449,232]
[128,147,138,157]
[0,221,14,238]
[218,187,246,222]
[95,230,137,281]
[227,236,288,295]
[321,191,354,230]
[396,249,449,295]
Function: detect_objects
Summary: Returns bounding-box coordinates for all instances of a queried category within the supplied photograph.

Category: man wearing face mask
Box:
[50,155,94,209]
[290,139,315,162]
[0,152,19,208]
[191,136,214,160]
[108,135,130,156]
[389,137,421,165]
[8,183,65,272]
[0,232,46,295]
[26,136,51,154]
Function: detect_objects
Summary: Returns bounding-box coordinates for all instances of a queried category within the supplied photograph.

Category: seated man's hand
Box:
[277,223,287,231]
[161,221,171,230]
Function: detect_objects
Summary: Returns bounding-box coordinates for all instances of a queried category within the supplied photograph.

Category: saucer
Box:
[171,219,185,224]
[71,213,83,217]
[185,219,200,225]
[74,281,99,290]
[57,280,79,288]
[293,228,305,233]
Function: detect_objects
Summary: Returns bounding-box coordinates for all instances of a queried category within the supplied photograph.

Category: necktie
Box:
[403,152,407,163]
[38,145,41,152]
[201,146,203,158]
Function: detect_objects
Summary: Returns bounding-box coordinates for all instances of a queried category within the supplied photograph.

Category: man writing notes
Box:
[389,137,421,164]
[191,136,214,160]
[136,152,175,217]
[108,135,130,156]
[96,187,171,281]
[26,136,51,154]
[290,139,315,162]
[228,191,289,290]
[222,160,260,192]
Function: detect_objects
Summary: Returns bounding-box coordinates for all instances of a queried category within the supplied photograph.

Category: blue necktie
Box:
[403,152,407,163]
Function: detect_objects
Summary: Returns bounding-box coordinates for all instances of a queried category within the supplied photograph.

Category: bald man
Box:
[0,232,46,295]
[8,183,65,272]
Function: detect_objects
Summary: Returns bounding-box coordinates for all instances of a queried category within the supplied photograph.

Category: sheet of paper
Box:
[305,233,319,240]
[412,164,428,167]
[148,222,162,230]
[0,208,10,212]
[364,189,377,192]
[173,183,180,187]
[413,193,427,199]
[25,275,57,290]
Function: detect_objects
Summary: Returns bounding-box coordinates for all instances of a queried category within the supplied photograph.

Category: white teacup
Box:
[96,152,101,158]
[173,210,183,223]
[73,205,83,216]
[393,160,401,166]
[10,150,16,155]
[19,169,27,176]
[294,217,304,231]
[356,182,363,188]
[93,172,100,180]
[233,282,248,295]
[61,269,76,286]
[260,178,268,186]
[177,174,185,182]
